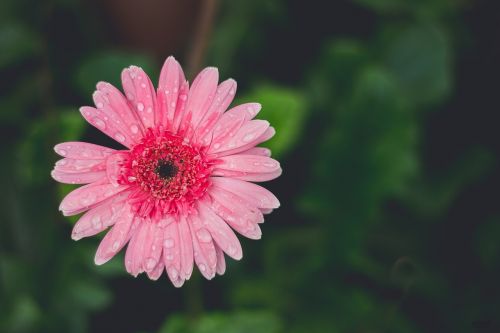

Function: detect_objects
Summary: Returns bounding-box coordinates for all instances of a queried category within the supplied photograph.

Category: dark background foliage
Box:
[1,0,500,332]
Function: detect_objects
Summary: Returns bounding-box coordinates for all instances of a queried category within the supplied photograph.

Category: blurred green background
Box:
[1,0,500,332]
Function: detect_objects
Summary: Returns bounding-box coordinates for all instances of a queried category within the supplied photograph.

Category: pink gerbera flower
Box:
[51,56,281,286]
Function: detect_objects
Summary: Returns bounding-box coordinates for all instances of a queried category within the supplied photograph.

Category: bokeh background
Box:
[1,0,500,332]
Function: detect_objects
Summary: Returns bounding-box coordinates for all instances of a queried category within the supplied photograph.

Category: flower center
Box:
[124,130,212,217]
[155,159,178,179]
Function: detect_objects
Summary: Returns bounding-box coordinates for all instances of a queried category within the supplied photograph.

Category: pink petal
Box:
[197,200,243,260]
[209,186,263,240]
[79,106,135,148]
[125,219,151,277]
[180,67,219,138]
[209,111,246,150]
[54,142,115,159]
[146,255,165,280]
[142,222,165,273]
[214,244,226,275]
[94,204,137,265]
[162,216,194,286]
[237,147,271,157]
[54,158,105,173]
[121,66,156,130]
[188,213,217,279]
[212,169,283,182]
[94,82,145,143]
[215,155,280,174]
[177,215,194,280]
[260,208,274,215]
[71,191,130,240]
[208,120,270,156]
[193,79,237,146]
[162,217,184,287]
[224,102,261,121]
[157,56,188,132]
[59,181,129,216]
[105,152,128,186]
[51,170,106,184]
[210,177,280,209]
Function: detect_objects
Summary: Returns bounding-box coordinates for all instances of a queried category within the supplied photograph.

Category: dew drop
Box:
[114,133,126,143]
[264,162,276,168]
[94,118,106,129]
[141,83,146,88]
[112,241,120,251]
[168,267,179,279]
[130,124,139,134]
[137,102,144,111]
[196,229,212,243]
[179,94,187,101]
[243,133,255,142]
[145,258,157,270]
[56,159,67,166]
[213,143,221,150]
[199,263,206,272]
[92,216,101,229]
[96,102,104,108]
[164,238,174,248]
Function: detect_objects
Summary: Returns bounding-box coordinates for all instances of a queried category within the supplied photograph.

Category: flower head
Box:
[52,57,281,286]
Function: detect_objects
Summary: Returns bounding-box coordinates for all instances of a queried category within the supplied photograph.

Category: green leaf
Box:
[383,22,451,105]
[69,280,112,311]
[159,311,282,333]
[75,51,156,97]
[238,84,307,158]
[0,22,41,68]
[58,107,87,142]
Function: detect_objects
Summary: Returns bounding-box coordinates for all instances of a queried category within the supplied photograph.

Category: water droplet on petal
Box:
[168,267,178,279]
[196,229,212,243]
[137,102,144,111]
[164,238,174,248]
[130,124,139,134]
[112,241,120,251]
[145,258,157,270]
[92,216,101,229]
[96,102,104,108]
[114,133,126,143]
[94,118,106,129]
[58,149,67,156]
[243,133,255,142]
[199,263,206,272]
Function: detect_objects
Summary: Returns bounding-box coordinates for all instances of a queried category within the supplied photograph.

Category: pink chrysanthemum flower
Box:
[51,57,281,286]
